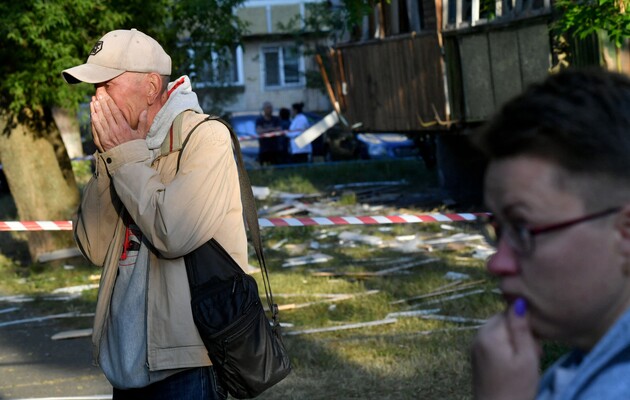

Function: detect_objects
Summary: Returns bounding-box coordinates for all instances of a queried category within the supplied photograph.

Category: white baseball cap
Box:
[62,28,171,84]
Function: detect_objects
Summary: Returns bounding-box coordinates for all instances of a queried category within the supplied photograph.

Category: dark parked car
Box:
[355,133,420,160]
[227,111,358,164]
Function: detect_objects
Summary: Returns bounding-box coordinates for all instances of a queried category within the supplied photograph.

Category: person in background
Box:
[63,28,247,399]
[279,107,291,130]
[277,107,292,164]
[471,67,630,399]
[255,101,282,165]
[286,102,312,163]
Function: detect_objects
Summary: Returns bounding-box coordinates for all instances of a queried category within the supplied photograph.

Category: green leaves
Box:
[0,0,130,122]
[554,0,630,48]
[0,0,246,127]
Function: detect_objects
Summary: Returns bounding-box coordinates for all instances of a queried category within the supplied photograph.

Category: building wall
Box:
[199,0,331,114]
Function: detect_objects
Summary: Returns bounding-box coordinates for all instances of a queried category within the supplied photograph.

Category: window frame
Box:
[260,44,306,90]
[189,46,245,88]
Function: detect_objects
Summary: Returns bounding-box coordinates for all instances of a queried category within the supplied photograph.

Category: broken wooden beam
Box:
[285,318,397,336]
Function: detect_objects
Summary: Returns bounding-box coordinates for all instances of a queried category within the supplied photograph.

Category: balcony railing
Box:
[443,0,552,31]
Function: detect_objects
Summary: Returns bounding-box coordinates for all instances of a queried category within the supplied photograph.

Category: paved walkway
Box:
[0,303,112,400]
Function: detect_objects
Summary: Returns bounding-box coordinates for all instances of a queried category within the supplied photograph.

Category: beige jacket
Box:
[74,111,248,371]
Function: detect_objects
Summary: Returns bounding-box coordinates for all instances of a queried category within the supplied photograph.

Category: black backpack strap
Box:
[176,115,278,325]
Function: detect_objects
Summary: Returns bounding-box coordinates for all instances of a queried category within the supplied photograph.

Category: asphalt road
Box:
[0,302,112,400]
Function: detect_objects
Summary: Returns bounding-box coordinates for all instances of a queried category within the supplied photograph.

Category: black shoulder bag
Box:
[175,115,291,399]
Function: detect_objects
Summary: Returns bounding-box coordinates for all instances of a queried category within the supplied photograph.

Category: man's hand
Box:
[472,298,540,400]
[90,87,149,152]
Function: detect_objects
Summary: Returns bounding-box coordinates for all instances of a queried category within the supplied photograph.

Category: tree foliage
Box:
[0,0,246,130]
[0,1,128,128]
[279,0,377,45]
[554,0,630,48]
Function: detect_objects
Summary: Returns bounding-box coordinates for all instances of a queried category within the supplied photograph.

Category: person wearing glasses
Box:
[471,68,630,400]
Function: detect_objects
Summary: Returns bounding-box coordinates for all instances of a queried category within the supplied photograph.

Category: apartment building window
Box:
[189,46,244,88]
[262,45,304,89]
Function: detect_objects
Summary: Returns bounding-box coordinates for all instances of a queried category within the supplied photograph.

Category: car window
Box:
[230,117,257,137]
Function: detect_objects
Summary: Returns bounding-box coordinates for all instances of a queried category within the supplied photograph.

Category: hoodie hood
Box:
[146,75,203,151]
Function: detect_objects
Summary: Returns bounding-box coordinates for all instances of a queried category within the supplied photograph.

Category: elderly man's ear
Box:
[146,73,164,105]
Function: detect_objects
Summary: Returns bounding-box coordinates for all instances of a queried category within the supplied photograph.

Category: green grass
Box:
[0,159,564,399]
[247,158,436,194]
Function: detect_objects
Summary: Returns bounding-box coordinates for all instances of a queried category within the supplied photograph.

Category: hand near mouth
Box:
[90,88,149,152]
[472,297,541,400]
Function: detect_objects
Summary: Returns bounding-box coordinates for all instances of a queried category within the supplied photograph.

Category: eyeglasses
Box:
[479,207,620,256]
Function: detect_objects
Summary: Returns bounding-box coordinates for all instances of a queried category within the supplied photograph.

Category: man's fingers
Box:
[90,100,104,152]
[96,94,117,128]
[104,95,128,128]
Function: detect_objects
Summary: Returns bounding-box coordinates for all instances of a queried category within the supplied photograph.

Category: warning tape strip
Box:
[0,213,485,231]
[0,221,74,231]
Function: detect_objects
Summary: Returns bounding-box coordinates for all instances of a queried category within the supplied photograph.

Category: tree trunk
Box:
[0,116,80,263]
[52,107,84,160]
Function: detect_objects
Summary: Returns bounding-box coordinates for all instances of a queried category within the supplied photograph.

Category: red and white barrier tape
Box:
[259,213,483,227]
[0,213,485,231]
[0,221,74,231]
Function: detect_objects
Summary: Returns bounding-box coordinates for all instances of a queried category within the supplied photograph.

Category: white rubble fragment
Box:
[282,253,333,268]
[338,231,383,246]
[443,271,470,281]
[52,284,99,294]
[252,186,271,200]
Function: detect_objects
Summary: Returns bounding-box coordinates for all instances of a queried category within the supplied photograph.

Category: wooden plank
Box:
[312,258,438,277]
[421,314,487,324]
[390,279,486,304]
[489,29,523,109]
[517,22,552,87]
[38,247,82,263]
[410,289,486,308]
[285,318,397,336]
[0,312,94,328]
[51,328,93,341]
[276,290,379,311]
[335,34,445,132]
[459,33,495,121]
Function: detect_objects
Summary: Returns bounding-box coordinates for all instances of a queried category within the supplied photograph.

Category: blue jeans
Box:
[112,366,227,400]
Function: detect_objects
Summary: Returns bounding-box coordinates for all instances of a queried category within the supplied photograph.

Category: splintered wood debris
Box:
[0,295,34,303]
[410,289,487,308]
[285,318,398,336]
[52,284,99,295]
[311,257,438,277]
[422,233,484,245]
[37,247,83,263]
[51,328,93,341]
[282,253,334,268]
[0,312,94,328]
[386,309,441,318]
[390,279,486,305]
[275,290,380,311]
[330,180,408,191]
[338,230,384,246]
[419,314,486,325]
[0,307,19,315]
[386,309,486,325]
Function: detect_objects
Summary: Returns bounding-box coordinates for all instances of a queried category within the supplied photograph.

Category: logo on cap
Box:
[90,41,103,56]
